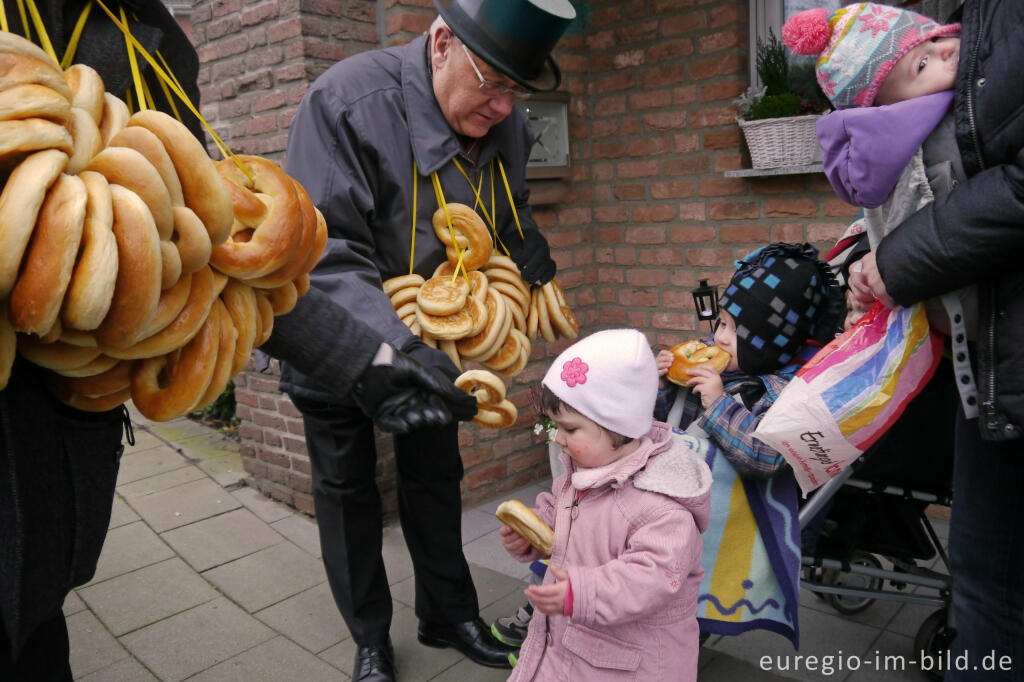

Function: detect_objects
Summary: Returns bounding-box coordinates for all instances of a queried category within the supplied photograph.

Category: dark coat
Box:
[875,0,1024,440]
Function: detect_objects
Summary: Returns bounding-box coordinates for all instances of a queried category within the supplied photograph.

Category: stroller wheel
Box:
[915,608,955,682]
[825,551,882,615]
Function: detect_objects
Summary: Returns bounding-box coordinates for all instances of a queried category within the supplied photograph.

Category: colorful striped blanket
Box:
[671,427,802,648]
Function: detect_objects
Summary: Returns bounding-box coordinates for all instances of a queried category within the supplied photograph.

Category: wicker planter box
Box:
[739,114,821,169]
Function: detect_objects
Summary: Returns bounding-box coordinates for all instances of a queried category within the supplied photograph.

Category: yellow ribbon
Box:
[410,160,419,275]
[59,0,94,69]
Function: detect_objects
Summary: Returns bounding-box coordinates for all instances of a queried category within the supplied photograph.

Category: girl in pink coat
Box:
[502,329,712,681]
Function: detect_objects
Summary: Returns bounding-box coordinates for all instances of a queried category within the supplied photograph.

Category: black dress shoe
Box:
[417,617,515,668]
[352,638,396,682]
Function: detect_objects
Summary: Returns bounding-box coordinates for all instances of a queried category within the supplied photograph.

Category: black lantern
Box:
[691,279,719,334]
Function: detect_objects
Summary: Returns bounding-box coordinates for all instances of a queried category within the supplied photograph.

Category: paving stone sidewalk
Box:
[66,410,945,681]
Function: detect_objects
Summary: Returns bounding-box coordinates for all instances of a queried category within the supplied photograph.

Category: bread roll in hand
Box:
[496,499,554,556]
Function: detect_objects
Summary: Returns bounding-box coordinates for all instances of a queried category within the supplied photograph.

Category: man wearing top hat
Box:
[281,0,577,679]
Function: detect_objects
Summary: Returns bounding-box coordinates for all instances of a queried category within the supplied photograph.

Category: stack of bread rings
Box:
[382,203,579,429]
[0,31,325,420]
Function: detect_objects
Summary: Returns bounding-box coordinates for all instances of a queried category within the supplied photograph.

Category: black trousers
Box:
[292,396,479,646]
[0,608,72,681]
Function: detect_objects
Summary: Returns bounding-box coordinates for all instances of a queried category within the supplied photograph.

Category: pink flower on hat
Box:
[857,5,899,37]
[560,357,588,388]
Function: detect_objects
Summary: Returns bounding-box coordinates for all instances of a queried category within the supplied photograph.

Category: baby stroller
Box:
[798,355,956,674]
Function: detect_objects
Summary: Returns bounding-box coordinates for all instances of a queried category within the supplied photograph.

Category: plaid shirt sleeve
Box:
[695,383,787,479]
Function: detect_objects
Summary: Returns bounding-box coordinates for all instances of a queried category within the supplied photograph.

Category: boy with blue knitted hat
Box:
[656,242,841,479]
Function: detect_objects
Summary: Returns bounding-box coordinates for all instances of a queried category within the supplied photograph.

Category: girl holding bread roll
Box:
[653,242,842,479]
[499,328,712,681]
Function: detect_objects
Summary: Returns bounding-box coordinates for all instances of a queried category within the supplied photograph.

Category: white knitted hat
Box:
[542,329,658,439]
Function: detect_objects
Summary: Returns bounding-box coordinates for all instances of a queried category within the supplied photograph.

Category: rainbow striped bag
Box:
[753,301,943,495]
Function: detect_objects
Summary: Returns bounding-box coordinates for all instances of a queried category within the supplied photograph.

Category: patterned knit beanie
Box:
[542,329,657,440]
[719,243,835,375]
[782,3,960,109]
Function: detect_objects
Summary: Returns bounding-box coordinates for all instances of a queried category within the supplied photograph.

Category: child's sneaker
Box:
[490,602,533,647]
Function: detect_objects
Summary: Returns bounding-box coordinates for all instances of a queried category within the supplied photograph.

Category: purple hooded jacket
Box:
[817,90,954,208]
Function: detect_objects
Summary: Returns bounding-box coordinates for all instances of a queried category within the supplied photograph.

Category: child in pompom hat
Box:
[501,328,712,681]
[655,242,841,479]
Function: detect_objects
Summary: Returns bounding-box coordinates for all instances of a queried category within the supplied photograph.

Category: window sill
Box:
[724,164,823,178]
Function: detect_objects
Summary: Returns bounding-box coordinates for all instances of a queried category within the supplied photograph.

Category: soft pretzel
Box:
[140,271,194,339]
[9,173,87,336]
[416,274,470,316]
[54,353,120,379]
[211,155,303,279]
[97,93,129,148]
[415,305,473,341]
[17,335,102,372]
[439,339,462,372]
[221,279,259,377]
[104,266,216,360]
[253,291,275,347]
[383,274,424,297]
[464,291,489,337]
[0,50,70,99]
[159,241,183,290]
[536,281,556,343]
[65,106,102,174]
[389,286,420,309]
[0,149,67,296]
[195,300,238,410]
[265,280,298,316]
[484,254,521,277]
[667,340,731,385]
[0,118,72,166]
[241,177,320,289]
[170,205,213,275]
[0,31,65,71]
[130,304,221,421]
[64,63,104,126]
[456,288,508,360]
[92,185,162,349]
[542,280,578,340]
[496,329,532,378]
[495,499,554,556]
[481,323,523,373]
[51,385,131,412]
[294,272,310,297]
[49,360,132,397]
[432,203,492,271]
[85,146,174,240]
[526,287,540,341]
[455,369,517,429]
[109,126,186,207]
[127,110,234,247]
[0,83,71,123]
[61,171,117,330]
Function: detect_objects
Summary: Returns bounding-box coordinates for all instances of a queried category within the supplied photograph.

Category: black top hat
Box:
[434,0,576,92]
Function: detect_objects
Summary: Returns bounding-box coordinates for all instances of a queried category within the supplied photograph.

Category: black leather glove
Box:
[509,230,556,285]
[351,344,477,432]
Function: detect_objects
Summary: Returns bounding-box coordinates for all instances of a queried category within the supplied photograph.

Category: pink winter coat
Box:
[508,421,712,681]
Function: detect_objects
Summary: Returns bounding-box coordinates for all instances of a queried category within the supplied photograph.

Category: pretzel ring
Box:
[127,110,234,247]
[60,172,117,331]
[194,300,238,410]
[65,106,102,176]
[98,93,129,149]
[221,280,259,377]
[456,288,508,360]
[211,155,303,279]
[0,51,70,101]
[0,32,66,79]
[496,329,532,378]
[49,360,131,398]
[383,274,424,296]
[0,84,71,124]
[0,149,68,296]
[432,203,492,271]
[64,64,104,125]
[92,185,163,349]
[10,173,87,336]
[454,369,517,429]
[389,286,421,309]
[265,280,298,316]
[52,353,120,379]
[85,146,174,240]
[17,335,102,371]
[244,178,322,289]
[416,274,470,315]
[667,340,731,385]
[109,125,186,207]
[140,272,194,340]
[170,206,213,275]
[130,303,221,421]
[542,280,578,340]
[254,291,275,347]
[481,323,523,373]
[415,306,473,341]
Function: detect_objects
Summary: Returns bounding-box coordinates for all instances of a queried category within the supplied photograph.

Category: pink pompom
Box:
[782,8,832,55]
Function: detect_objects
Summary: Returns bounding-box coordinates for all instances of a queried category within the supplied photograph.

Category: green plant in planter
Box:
[736,28,829,121]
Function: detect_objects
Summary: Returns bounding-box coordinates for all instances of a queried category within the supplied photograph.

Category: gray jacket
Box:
[281,35,541,401]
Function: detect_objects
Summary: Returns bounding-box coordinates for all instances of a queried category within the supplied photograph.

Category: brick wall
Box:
[190,0,858,516]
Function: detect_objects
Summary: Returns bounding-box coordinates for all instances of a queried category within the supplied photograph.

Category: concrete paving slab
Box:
[202,541,326,612]
[116,465,207,499]
[127,477,241,533]
[116,445,191,485]
[78,655,158,681]
[67,609,129,678]
[473,481,550,515]
[798,583,903,630]
[427,656,510,681]
[885,601,941,639]
[87,520,175,584]
[254,582,350,654]
[161,507,284,572]
[699,646,802,681]
[462,529,534,582]
[78,557,219,636]
[174,430,247,488]
[145,417,220,442]
[63,589,86,617]
[124,428,164,453]
[461,507,502,544]
[120,597,275,682]
[388,605,465,682]
[846,631,931,681]
[108,494,140,529]
[188,635,342,681]
[231,485,294,523]
[269,512,321,557]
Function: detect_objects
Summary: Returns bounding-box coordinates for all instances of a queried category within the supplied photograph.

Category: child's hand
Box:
[500,524,533,556]
[656,350,674,388]
[525,565,570,616]
[685,365,725,407]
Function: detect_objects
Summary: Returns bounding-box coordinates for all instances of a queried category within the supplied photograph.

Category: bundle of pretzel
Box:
[0,32,326,420]
[382,203,579,428]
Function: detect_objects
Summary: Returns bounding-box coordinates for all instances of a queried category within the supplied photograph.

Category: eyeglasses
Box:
[460,44,532,100]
